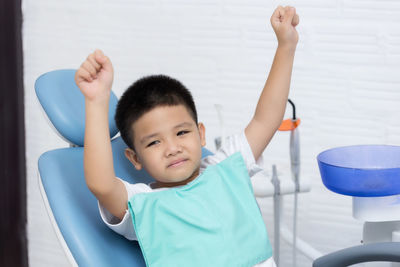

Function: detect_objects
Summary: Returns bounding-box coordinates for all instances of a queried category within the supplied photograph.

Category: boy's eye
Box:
[177,130,189,136]
[147,140,160,147]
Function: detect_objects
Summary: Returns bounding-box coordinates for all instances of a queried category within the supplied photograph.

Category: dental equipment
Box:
[278,99,301,267]
[271,164,281,266]
[316,145,400,266]
[214,104,225,150]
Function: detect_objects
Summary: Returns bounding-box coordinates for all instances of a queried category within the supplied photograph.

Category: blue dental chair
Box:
[35,69,213,266]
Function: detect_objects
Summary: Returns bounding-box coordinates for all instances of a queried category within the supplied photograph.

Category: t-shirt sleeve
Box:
[98,178,153,241]
[201,131,265,177]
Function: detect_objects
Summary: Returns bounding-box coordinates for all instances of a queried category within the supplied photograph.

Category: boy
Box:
[75,5,299,267]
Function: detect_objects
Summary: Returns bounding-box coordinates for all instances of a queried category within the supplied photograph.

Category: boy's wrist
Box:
[276,43,297,53]
[85,93,111,108]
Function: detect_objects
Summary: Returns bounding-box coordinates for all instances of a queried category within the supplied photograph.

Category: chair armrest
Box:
[313,242,400,267]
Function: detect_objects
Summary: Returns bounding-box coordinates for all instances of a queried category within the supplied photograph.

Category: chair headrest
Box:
[35,69,119,147]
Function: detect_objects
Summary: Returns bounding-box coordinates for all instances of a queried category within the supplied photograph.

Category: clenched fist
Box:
[75,49,114,102]
[270,6,299,47]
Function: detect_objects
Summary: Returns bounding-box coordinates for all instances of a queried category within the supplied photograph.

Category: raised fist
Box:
[75,49,114,101]
[270,6,299,47]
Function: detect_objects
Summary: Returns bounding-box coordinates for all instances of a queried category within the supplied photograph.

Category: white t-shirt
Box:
[99,131,276,267]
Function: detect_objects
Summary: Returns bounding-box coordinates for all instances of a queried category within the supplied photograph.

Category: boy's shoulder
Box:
[200,131,256,169]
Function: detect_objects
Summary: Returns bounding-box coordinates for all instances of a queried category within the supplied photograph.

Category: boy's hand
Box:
[75,49,114,101]
[270,6,299,48]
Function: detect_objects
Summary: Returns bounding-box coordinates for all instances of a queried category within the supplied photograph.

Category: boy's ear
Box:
[198,122,206,147]
[124,148,142,170]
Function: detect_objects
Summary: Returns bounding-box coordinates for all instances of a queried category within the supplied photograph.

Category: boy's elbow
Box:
[85,177,114,197]
[251,115,281,134]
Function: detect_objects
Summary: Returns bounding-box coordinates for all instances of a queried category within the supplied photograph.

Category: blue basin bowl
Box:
[317,145,400,197]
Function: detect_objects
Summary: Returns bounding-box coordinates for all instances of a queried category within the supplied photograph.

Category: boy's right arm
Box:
[75,50,127,220]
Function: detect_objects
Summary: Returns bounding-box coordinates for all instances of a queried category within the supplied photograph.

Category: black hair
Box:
[115,74,198,150]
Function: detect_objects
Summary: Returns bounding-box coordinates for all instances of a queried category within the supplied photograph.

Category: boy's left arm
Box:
[245,6,299,161]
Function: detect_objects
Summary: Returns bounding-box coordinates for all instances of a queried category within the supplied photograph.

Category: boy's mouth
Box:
[167,159,188,168]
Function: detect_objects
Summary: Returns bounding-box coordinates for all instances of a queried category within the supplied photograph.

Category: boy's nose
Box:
[164,139,182,157]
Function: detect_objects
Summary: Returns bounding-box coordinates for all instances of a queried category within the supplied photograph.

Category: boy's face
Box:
[125,104,206,188]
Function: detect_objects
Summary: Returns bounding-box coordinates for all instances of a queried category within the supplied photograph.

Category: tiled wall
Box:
[23,0,400,266]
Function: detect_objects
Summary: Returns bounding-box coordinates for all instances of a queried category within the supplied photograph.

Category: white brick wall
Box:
[23,0,400,266]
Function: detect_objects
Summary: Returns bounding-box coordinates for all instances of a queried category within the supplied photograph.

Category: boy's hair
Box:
[115,74,198,150]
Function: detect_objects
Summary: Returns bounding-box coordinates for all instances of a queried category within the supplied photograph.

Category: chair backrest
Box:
[35,69,212,266]
[35,69,119,146]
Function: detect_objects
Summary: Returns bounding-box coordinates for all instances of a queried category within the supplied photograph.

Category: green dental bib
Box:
[128,152,272,267]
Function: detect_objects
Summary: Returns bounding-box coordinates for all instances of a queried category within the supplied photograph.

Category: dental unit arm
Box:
[288,99,300,193]
[284,99,301,267]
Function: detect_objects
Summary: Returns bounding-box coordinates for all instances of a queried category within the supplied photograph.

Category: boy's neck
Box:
[152,168,200,189]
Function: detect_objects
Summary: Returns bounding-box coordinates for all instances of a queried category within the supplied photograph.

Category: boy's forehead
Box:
[131,105,196,139]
